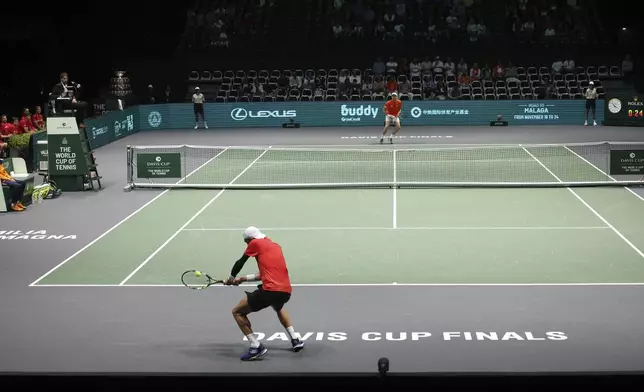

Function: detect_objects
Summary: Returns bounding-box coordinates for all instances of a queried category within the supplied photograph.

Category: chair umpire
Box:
[49,72,88,124]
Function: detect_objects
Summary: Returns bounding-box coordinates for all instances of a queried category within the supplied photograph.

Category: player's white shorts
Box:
[385,114,400,123]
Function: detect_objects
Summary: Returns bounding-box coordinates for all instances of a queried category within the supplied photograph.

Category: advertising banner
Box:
[610,150,644,175]
[138,100,602,130]
[83,107,139,150]
[136,153,182,178]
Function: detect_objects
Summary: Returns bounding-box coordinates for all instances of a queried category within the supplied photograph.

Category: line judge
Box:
[584,81,598,126]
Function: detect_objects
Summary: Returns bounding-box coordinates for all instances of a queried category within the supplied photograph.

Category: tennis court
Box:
[5,126,644,375]
[31,142,644,287]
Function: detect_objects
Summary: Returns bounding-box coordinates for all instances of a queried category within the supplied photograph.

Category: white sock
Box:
[286,326,299,340]
[246,333,260,348]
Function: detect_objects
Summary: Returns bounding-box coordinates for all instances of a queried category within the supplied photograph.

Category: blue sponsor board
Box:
[42,100,602,153]
[138,100,602,130]
[83,108,139,150]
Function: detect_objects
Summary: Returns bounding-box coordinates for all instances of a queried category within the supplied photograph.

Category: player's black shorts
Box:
[194,103,204,114]
[246,284,291,312]
[585,99,596,110]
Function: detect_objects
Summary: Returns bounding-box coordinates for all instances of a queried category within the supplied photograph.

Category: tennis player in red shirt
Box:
[381,92,402,144]
[225,226,304,361]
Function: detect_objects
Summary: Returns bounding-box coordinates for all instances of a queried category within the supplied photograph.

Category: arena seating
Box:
[185,63,619,102]
[179,0,622,103]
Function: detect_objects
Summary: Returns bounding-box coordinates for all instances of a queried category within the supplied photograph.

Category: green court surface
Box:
[31,145,644,286]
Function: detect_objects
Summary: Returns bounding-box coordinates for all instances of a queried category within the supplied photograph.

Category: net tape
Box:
[125,142,644,190]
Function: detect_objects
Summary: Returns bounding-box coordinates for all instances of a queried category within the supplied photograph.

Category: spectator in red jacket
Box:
[493,61,505,79]
[0,115,18,136]
[19,113,37,134]
[32,106,45,130]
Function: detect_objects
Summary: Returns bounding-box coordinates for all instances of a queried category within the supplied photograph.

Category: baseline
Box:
[30,282,644,287]
[181,226,610,231]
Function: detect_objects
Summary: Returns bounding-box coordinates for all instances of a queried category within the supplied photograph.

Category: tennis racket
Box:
[181,269,224,290]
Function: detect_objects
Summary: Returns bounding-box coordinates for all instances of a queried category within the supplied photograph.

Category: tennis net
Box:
[124,142,644,190]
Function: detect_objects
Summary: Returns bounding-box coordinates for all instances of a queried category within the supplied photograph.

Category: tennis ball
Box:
[195,271,202,277]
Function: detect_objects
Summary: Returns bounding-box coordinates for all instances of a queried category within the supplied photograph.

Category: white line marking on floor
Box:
[29,147,232,287]
[29,282,644,287]
[563,145,644,203]
[341,135,453,139]
[118,147,272,286]
[522,145,644,261]
[180,226,610,231]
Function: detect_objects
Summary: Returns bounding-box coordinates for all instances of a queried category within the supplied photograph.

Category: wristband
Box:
[245,274,256,282]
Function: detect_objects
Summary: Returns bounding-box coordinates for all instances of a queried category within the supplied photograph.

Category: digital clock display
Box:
[605,95,644,126]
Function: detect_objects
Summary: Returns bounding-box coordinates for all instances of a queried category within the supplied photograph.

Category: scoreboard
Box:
[604,94,644,126]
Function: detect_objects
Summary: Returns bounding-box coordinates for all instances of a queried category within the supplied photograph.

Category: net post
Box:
[124,145,133,192]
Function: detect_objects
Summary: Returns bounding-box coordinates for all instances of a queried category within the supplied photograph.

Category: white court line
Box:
[181,226,610,231]
[118,146,272,286]
[28,147,232,287]
[563,145,644,203]
[521,146,644,261]
[30,282,644,287]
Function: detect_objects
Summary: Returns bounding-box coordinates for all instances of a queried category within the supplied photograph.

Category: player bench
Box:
[1,157,36,212]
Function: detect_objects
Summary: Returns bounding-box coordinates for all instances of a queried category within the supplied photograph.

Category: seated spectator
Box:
[456,58,468,75]
[1,115,18,136]
[449,84,462,99]
[350,69,362,84]
[302,75,315,91]
[386,57,398,75]
[251,80,265,96]
[0,158,26,212]
[373,76,386,96]
[314,86,324,98]
[397,58,409,76]
[480,64,491,80]
[28,107,45,130]
[563,59,575,73]
[444,57,456,77]
[552,59,564,74]
[421,56,433,75]
[457,72,470,85]
[278,74,289,89]
[409,58,422,78]
[492,61,505,79]
[545,78,557,98]
[372,57,386,76]
[398,77,412,99]
[19,113,37,134]
[347,74,361,93]
[423,76,436,99]
[432,56,444,76]
[469,63,481,81]
[386,76,398,94]
[436,80,447,100]
[361,78,373,96]
[289,75,301,89]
